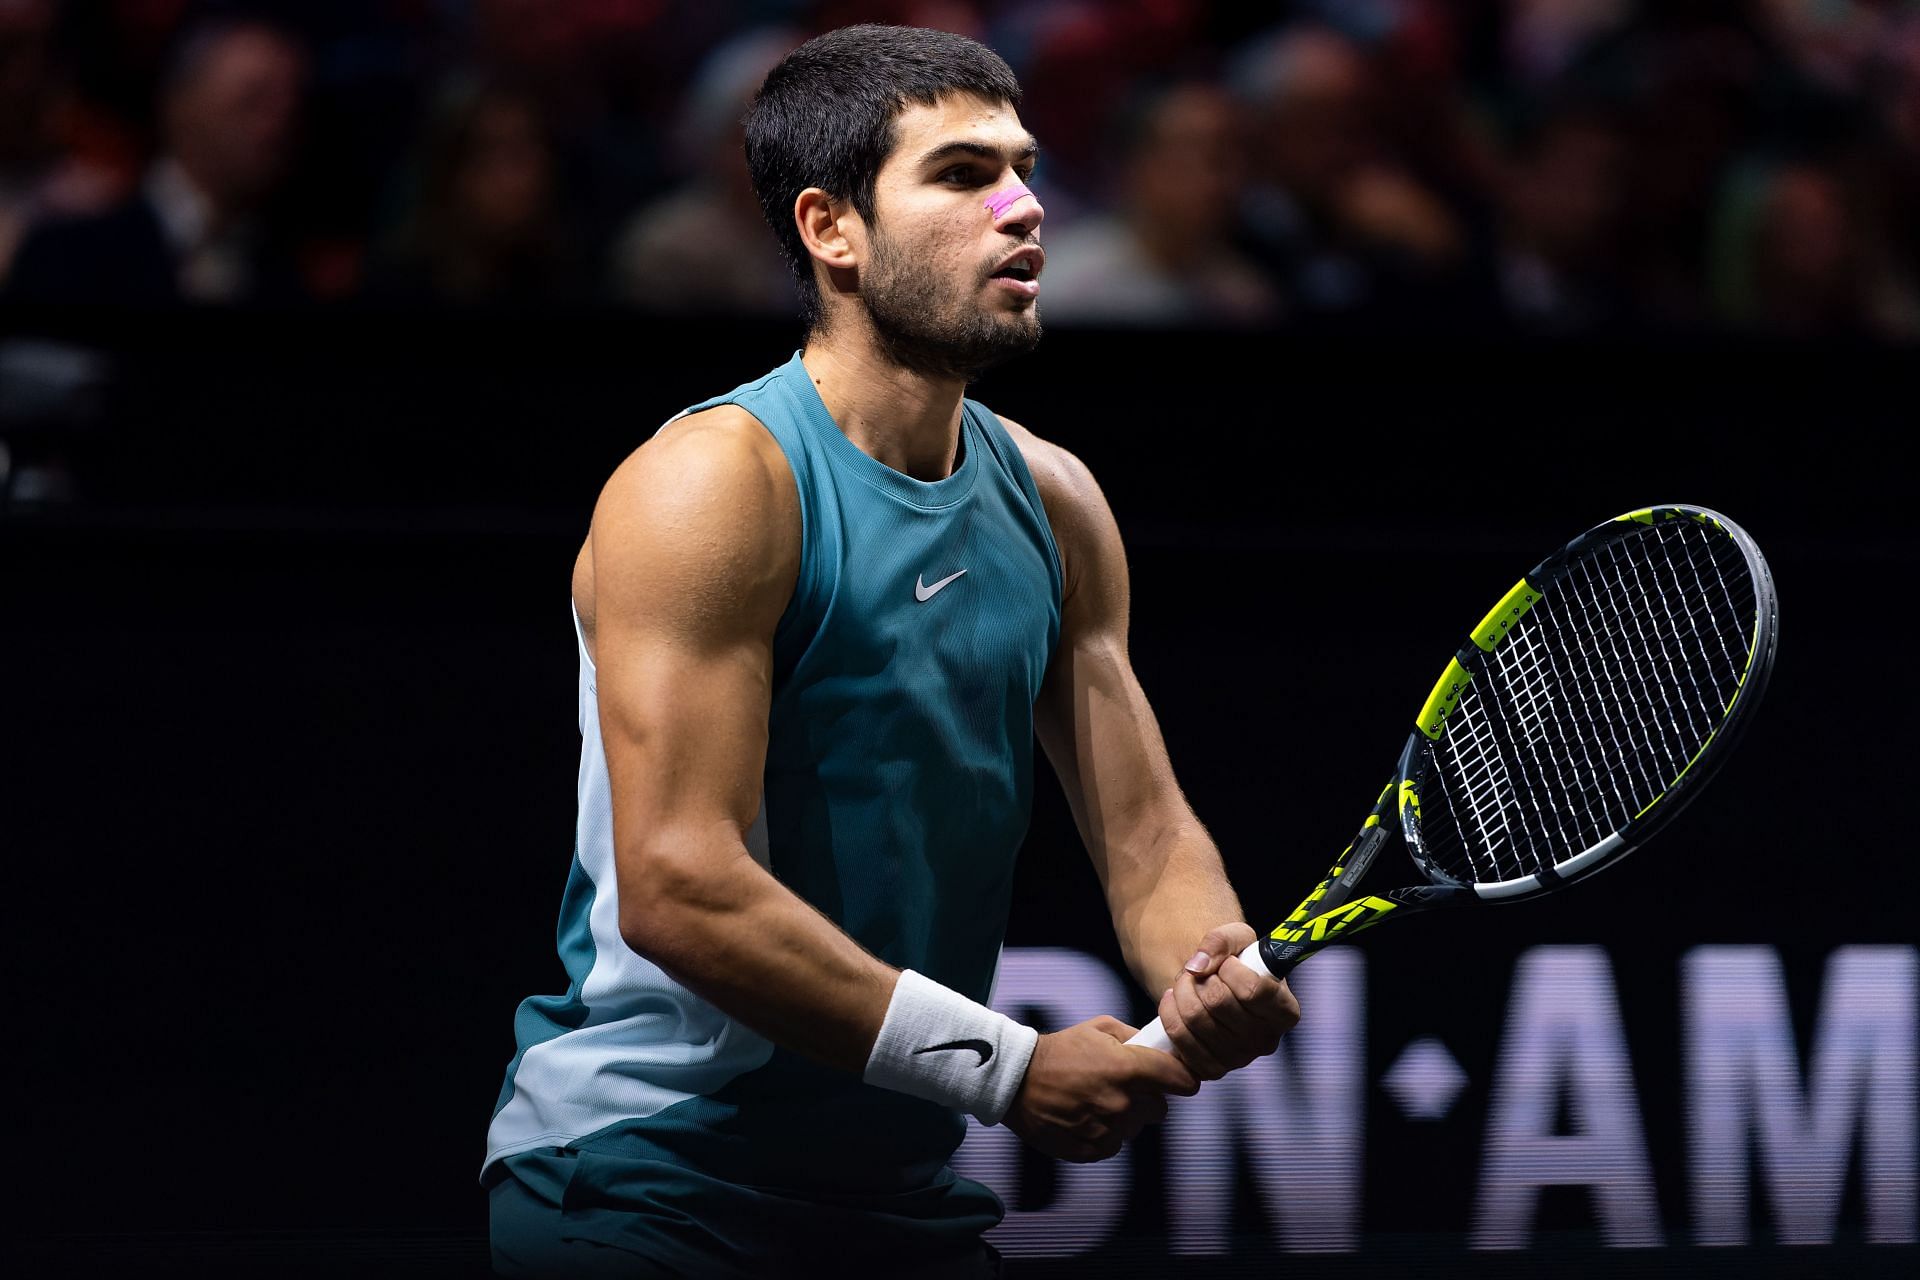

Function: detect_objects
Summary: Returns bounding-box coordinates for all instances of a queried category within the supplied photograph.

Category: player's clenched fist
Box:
[1159,922,1302,1081]
[1000,1015,1200,1163]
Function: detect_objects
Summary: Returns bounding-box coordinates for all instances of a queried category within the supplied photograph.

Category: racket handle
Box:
[1124,939,1275,1054]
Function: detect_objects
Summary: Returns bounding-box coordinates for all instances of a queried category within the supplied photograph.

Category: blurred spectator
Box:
[1867,12,1920,336]
[7,18,308,305]
[1503,0,1632,88]
[607,28,797,315]
[0,0,1912,336]
[1040,82,1278,326]
[1493,103,1630,331]
[1610,17,1765,331]
[462,0,715,257]
[1709,157,1883,337]
[367,80,582,305]
[0,0,123,285]
[1230,24,1467,318]
[997,0,1209,222]
[1756,0,1886,95]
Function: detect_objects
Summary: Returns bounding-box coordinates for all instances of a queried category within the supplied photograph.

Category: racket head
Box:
[1397,504,1778,901]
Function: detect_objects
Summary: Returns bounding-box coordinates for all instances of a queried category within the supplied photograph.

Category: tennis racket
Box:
[1127,504,1778,1054]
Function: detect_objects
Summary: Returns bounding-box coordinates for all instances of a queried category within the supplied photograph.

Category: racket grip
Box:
[1124,939,1274,1054]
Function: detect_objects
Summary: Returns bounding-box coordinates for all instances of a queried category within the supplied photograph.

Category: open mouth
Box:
[989,247,1044,298]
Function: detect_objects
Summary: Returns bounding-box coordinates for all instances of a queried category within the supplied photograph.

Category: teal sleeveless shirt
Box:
[485,353,1063,1267]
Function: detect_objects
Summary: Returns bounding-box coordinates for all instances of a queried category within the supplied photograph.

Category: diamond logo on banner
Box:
[1381,1037,1467,1120]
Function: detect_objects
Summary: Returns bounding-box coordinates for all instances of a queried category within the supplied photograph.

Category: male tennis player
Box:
[485,25,1299,1278]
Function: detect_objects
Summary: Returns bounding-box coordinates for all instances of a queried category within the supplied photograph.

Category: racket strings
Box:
[1596,526,1751,756]
[1578,553,1692,783]
[1534,584,1655,825]
[1431,577,1640,883]
[1420,522,1756,887]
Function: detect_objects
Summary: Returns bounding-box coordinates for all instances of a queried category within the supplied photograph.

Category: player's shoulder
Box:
[591,401,800,582]
[992,414,1122,605]
[583,402,800,639]
[992,413,1107,522]
[611,401,786,490]
[598,402,794,525]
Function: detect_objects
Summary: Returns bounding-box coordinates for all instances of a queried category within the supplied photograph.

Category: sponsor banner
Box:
[956,945,1917,1258]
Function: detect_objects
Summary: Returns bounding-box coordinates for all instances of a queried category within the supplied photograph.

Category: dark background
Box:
[6,311,1916,1275]
[4,0,1919,1271]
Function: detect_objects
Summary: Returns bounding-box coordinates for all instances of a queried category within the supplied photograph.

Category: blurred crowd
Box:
[3,0,1919,337]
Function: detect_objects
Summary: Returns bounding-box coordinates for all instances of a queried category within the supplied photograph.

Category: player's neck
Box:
[800,337,966,484]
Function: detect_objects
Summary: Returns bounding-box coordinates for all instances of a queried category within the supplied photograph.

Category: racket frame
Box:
[1253,504,1778,980]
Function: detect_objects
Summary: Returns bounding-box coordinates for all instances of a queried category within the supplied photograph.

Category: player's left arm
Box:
[1004,417,1300,1079]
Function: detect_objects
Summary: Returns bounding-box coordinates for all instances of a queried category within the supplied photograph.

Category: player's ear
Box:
[795,188,859,272]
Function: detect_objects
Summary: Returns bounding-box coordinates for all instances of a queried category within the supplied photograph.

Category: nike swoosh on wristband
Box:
[915,569,967,602]
[913,1038,994,1066]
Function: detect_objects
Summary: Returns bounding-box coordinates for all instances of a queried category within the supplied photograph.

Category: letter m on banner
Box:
[1685,945,1918,1245]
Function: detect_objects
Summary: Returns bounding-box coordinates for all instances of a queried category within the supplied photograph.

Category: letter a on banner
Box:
[1472,946,1664,1249]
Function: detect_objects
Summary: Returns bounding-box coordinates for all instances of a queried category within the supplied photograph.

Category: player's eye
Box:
[938,166,983,186]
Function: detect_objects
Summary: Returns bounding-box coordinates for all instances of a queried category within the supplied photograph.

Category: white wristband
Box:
[862,969,1040,1126]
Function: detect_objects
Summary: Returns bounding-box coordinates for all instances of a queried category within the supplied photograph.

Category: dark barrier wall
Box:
[6,314,1916,1276]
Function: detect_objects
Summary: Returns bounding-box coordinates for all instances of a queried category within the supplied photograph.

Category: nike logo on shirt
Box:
[915,569,967,602]
[913,1038,994,1066]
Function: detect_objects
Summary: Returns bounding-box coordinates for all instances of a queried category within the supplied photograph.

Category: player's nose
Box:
[985,181,1044,235]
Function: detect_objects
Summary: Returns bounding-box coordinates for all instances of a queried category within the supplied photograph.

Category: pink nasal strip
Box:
[984,182,1041,223]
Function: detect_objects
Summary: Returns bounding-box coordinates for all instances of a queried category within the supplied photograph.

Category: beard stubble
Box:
[859,223,1043,381]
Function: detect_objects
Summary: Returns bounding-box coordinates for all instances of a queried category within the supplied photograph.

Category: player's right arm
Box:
[591,405,891,1072]
[590,405,1197,1156]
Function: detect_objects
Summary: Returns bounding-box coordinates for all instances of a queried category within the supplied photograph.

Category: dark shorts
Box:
[488,1147,1005,1279]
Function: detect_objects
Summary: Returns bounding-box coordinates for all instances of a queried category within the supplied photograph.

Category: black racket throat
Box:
[1257,786,1476,979]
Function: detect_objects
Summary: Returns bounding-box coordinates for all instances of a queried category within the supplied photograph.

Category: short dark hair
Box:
[744,25,1022,327]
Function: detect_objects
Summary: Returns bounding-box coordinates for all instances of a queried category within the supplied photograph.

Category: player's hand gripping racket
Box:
[1128,504,1778,1054]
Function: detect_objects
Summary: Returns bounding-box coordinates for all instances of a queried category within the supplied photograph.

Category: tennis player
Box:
[484,25,1299,1278]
